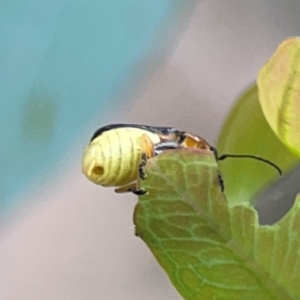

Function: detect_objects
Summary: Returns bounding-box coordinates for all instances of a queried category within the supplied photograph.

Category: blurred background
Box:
[1,1,300,299]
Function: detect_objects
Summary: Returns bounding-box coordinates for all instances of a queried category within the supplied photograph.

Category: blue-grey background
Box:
[0,0,174,214]
[0,1,300,299]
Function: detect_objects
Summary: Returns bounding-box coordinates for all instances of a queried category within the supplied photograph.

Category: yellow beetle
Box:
[82,124,216,194]
[82,124,281,195]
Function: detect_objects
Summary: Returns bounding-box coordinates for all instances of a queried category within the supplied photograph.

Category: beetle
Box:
[82,123,281,195]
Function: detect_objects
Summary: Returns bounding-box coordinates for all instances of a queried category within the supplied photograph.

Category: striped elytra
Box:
[82,127,160,187]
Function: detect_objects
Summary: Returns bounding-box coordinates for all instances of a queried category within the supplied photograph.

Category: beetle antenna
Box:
[217,154,282,176]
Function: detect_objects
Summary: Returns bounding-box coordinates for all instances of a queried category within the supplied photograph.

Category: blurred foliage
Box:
[135,149,300,300]
[216,84,298,206]
[257,37,300,157]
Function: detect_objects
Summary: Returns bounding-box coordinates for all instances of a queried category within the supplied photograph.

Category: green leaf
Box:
[257,37,300,157]
[134,149,300,300]
[216,84,298,206]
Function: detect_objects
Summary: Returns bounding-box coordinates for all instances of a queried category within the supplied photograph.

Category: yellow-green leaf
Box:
[216,84,298,206]
[134,148,300,300]
[257,37,300,157]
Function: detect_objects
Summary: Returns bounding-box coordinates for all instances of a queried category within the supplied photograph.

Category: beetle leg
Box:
[114,170,148,196]
[209,146,218,161]
[114,134,153,195]
[128,187,147,195]
[115,184,147,195]
[114,182,147,194]
[114,182,136,193]
[138,134,155,180]
[218,172,225,192]
[138,153,147,180]
[133,161,148,195]
[123,134,156,195]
